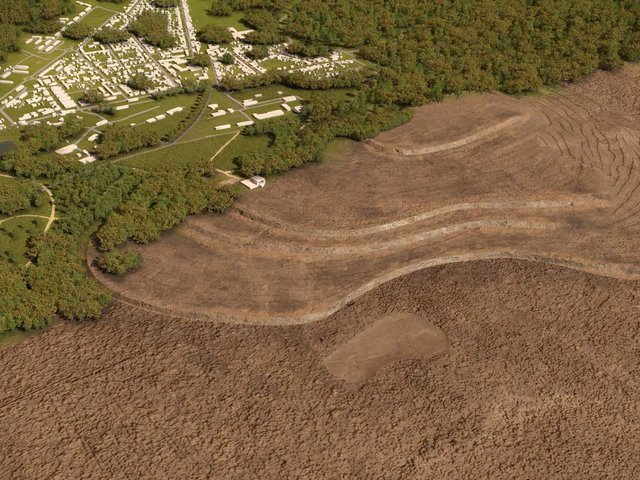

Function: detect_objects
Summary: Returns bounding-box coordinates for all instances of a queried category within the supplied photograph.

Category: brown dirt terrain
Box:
[2,65,640,478]
[93,67,640,324]
[1,260,639,479]
[322,312,449,383]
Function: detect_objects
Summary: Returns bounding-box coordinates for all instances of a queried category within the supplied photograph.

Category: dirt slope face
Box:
[1,260,639,479]
[93,66,640,324]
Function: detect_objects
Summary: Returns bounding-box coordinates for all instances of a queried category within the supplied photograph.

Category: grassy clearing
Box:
[84,0,130,12]
[74,6,116,29]
[244,103,291,116]
[182,111,246,140]
[119,133,236,171]
[0,127,21,143]
[186,0,245,30]
[19,38,74,60]
[210,90,239,109]
[214,134,270,170]
[89,94,201,139]
[106,95,195,125]
[0,216,47,264]
[10,54,49,73]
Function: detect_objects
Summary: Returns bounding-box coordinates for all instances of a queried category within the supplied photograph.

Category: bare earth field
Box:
[94,66,640,324]
[1,261,640,478]
[1,65,640,478]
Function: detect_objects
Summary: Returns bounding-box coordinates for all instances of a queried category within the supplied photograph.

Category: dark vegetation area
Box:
[127,72,154,91]
[129,10,175,49]
[208,0,232,17]
[93,26,130,44]
[246,45,268,60]
[62,21,92,40]
[285,40,329,58]
[2,0,640,334]
[151,0,178,7]
[197,24,233,44]
[0,178,43,216]
[0,0,74,59]
[0,0,75,38]
[0,120,238,334]
[0,117,84,178]
[189,52,210,67]
[95,248,141,276]
[80,89,105,105]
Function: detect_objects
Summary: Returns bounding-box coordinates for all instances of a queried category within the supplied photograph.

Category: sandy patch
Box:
[322,313,448,382]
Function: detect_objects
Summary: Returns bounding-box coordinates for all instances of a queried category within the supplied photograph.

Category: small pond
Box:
[0,140,15,157]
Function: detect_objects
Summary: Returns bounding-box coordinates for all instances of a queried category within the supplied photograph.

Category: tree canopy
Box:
[129,10,175,48]
[197,24,233,44]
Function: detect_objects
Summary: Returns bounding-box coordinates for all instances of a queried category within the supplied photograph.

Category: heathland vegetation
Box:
[1,0,640,335]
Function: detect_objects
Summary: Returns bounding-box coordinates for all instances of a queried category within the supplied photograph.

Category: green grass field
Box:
[186,0,245,30]
[214,134,270,170]
[80,6,118,29]
[182,111,247,140]
[119,134,237,171]
[0,128,21,143]
[105,95,196,125]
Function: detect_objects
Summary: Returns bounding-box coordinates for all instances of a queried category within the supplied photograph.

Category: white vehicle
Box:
[240,176,266,190]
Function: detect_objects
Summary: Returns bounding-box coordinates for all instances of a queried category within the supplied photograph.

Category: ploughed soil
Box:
[2,65,640,478]
[322,312,449,383]
[1,260,639,479]
[92,66,640,324]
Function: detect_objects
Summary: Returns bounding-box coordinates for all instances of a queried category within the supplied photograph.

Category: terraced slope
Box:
[93,68,640,325]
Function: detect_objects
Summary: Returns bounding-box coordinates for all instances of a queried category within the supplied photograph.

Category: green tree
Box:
[220,52,235,64]
[80,89,104,104]
[208,0,232,16]
[197,24,233,44]
[95,248,142,275]
[129,10,175,48]
[246,45,269,59]
[189,52,210,67]
[62,22,93,40]
[93,26,130,44]
[127,73,154,91]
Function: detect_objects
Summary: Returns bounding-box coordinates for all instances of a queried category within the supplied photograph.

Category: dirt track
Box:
[2,65,640,478]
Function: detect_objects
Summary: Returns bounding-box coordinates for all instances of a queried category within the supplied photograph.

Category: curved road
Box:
[0,174,56,233]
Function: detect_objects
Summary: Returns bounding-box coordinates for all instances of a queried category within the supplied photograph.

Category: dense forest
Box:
[0,0,74,59]
[129,10,176,48]
[281,0,639,98]
[1,0,640,334]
